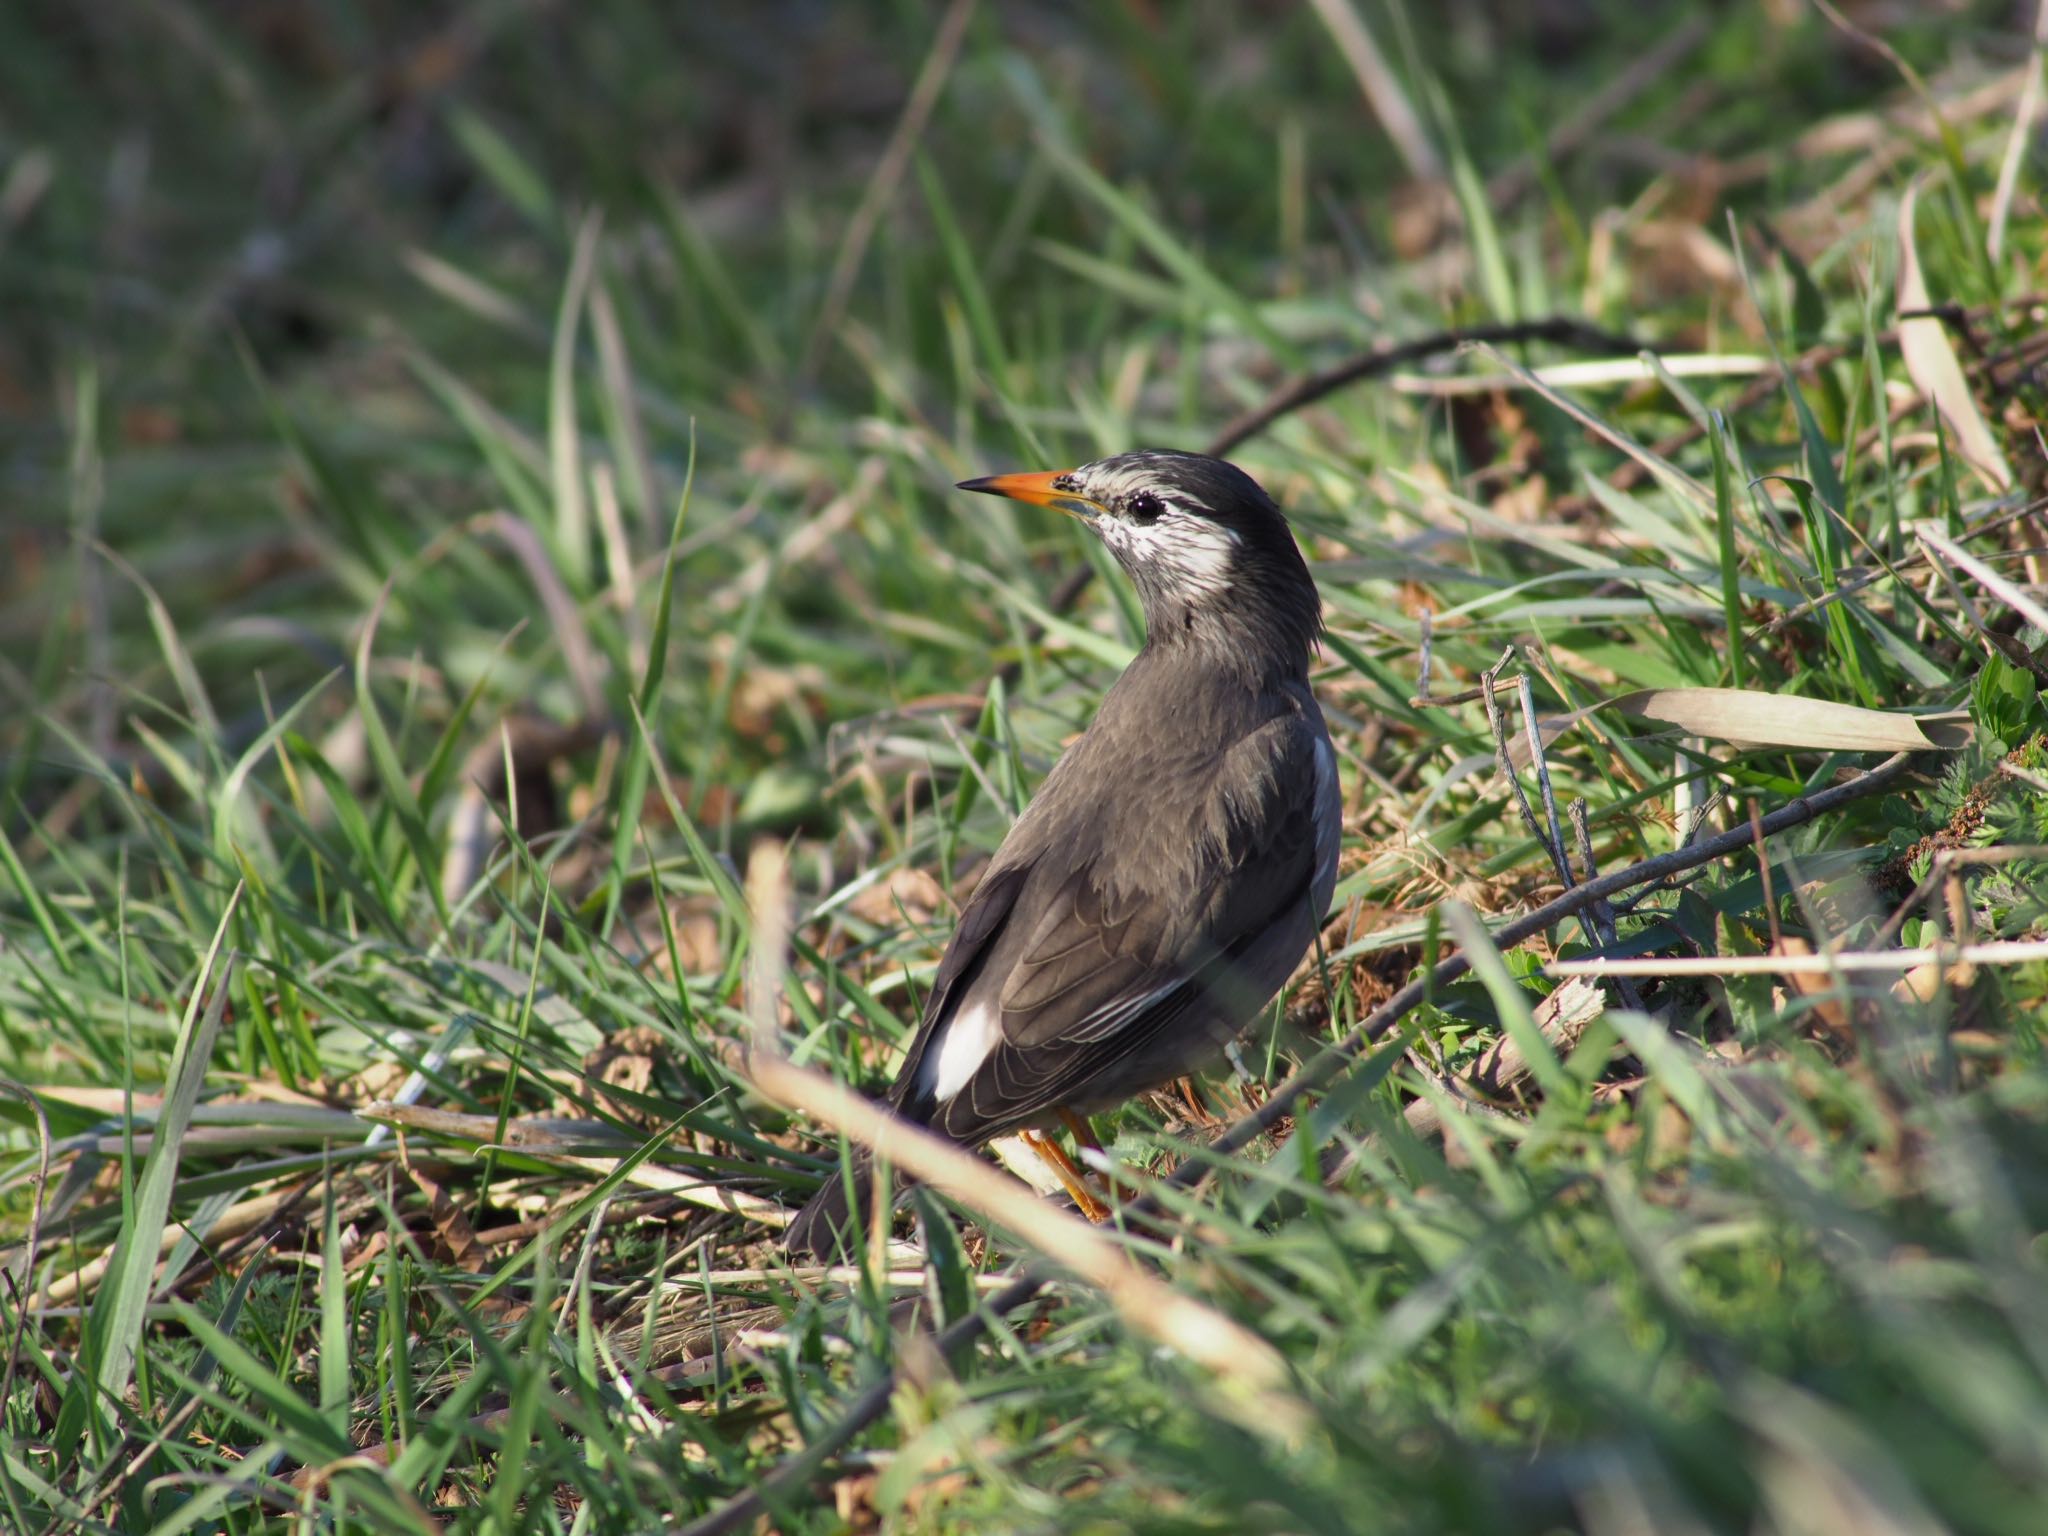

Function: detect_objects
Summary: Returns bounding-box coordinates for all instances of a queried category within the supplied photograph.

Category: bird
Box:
[784,449,1339,1260]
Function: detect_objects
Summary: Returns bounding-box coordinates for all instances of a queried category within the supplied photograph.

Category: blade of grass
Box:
[61,884,242,1450]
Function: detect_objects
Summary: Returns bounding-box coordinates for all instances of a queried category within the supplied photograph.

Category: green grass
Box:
[6,2,2048,1530]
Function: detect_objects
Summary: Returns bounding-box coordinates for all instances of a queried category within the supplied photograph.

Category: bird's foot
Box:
[1174,1075,1218,1126]
[1020,1127,1112,1222]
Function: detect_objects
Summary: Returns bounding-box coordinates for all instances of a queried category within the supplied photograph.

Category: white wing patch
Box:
[922,998,1003,1102]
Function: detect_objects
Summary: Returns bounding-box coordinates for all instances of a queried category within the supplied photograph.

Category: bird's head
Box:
[957,449,1321,670]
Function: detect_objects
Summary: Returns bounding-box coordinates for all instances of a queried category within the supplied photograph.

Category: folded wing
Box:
[909,714,1329,1143]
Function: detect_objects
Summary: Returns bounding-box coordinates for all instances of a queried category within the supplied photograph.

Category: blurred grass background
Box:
[7,0,2048,1531]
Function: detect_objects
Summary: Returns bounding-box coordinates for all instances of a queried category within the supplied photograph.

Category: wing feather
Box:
[886,863,1027,1112]
[928,711,1329,1141]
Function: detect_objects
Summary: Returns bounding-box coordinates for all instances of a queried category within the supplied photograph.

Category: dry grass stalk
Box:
[34,1185,304,1307]
[739,843,1315,1449]
[1549,940,2048,979]
[687,752,1921,1536]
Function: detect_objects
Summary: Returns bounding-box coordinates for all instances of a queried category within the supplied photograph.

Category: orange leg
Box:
[1056,1107,1103,1155]
[1055,1108,1147,1204]
[1020,1127,1110,1222]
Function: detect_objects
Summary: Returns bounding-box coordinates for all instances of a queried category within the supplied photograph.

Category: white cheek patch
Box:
[922,998,1003,1102]
[1101,512,1239,600]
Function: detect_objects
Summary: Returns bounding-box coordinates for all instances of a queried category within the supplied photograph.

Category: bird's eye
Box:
[1125,490,1165,524]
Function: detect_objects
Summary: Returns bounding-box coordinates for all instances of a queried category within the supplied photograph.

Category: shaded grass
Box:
[5,1,2048,1531]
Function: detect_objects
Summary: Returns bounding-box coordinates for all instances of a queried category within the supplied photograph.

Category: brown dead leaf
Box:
[595,1049,654,1097]
[1772,937,1851,1037]
[833,1471,882,1533]
[1891,958,1978,1005]
[1628,219,1742,302]
[734,662,826,728]
[847,866,947,928]
[579,1024,666,1125]
[1388,179,1459,260]
[340,1060,410,1104]
[400,1141,486,1273]
[677,911,723,975]
[344,1228,391,1275]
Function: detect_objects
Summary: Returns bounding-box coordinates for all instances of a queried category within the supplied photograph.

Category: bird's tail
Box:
[783,1148,906,1262]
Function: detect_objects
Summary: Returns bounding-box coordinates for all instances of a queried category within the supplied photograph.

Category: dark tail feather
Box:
[784,1149,902,1262]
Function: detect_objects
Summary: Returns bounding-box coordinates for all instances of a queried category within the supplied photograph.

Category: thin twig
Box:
[1520,675,1570,882]
[1206,318,1645,459]
[1496,667,1637,1002]
[1567,800,1606,937]
[1480,647,1571,895]
[1749,800,1786,953]
[1868,844,2048,951]
[970,318,1639,728]
[1755,498,2046,637]
[1408,604,1537,710]
[1549,939,2048,978]
[1569,798,1647,1013]
[1609,870,1712,916]
[683,749,1918,1536]
[1918,522,2048,635]
[1555,295,2047,522]
[1410,676,1520,709]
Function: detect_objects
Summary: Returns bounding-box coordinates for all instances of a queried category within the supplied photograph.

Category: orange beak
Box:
[956,469,1103,520]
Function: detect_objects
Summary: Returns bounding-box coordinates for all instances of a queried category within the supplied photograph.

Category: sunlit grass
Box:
[4,3,2048,1531]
